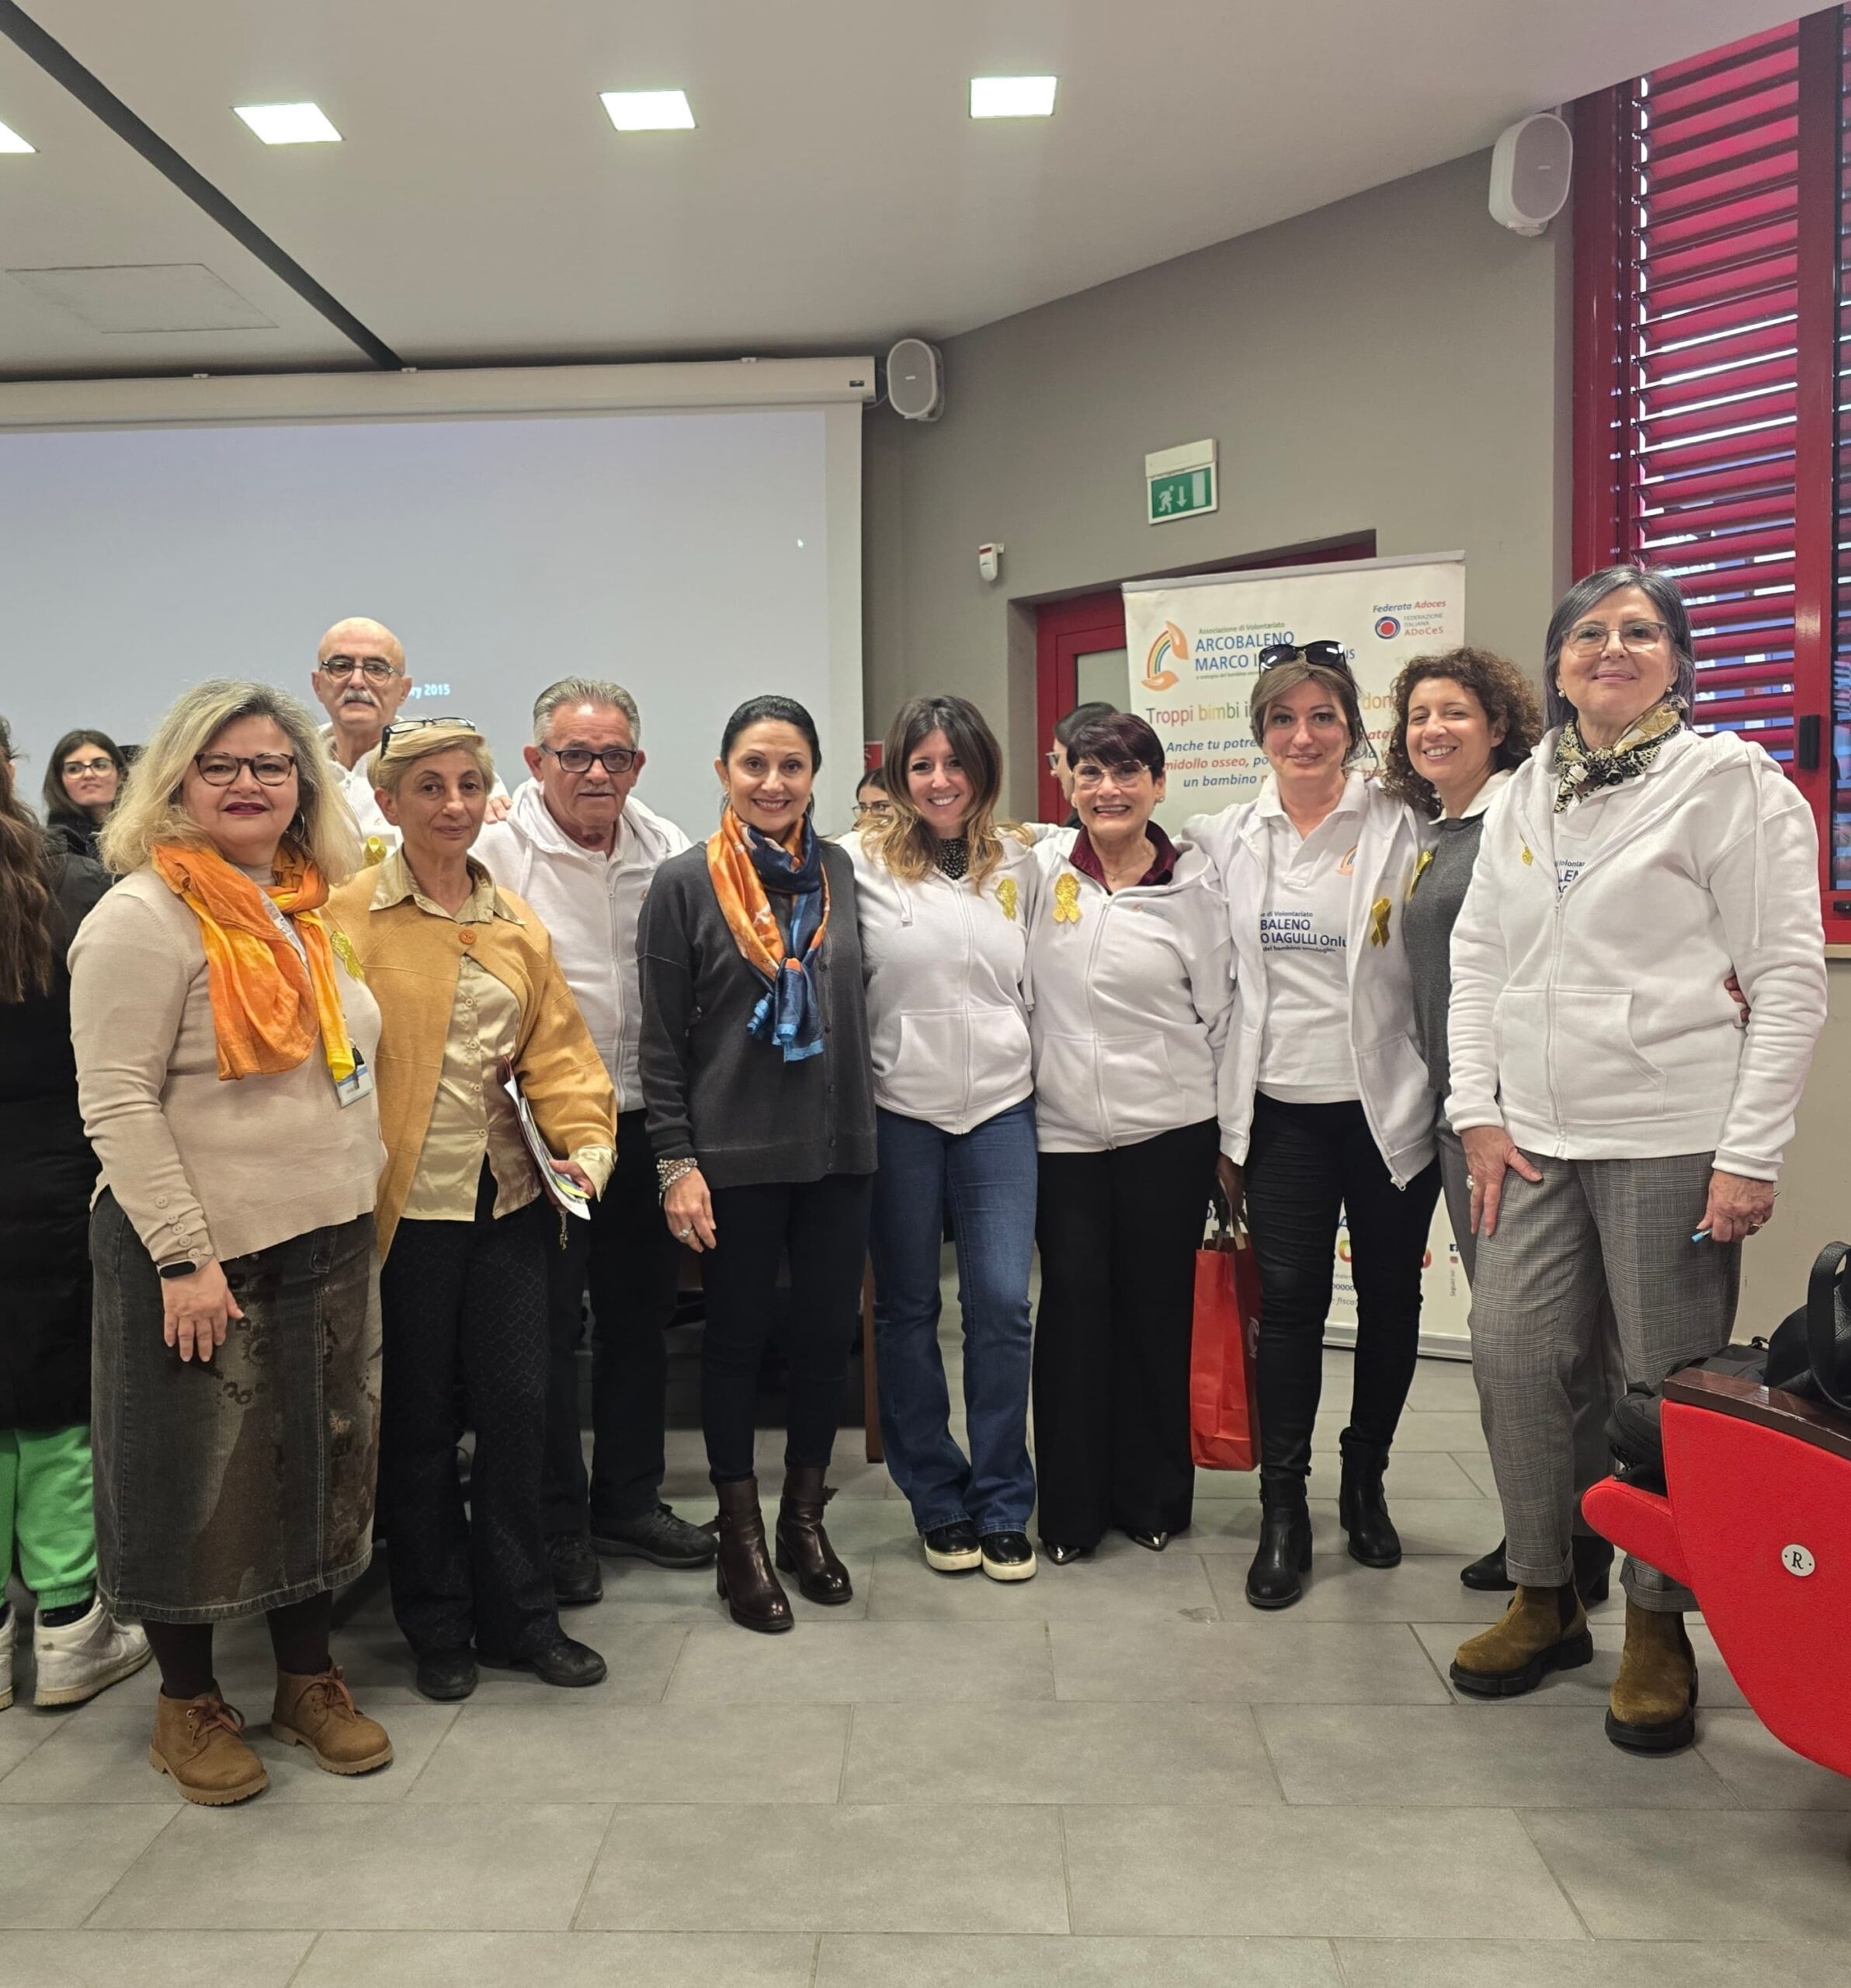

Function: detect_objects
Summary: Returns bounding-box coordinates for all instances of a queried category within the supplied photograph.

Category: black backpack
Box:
[1606,1241,1851,1492]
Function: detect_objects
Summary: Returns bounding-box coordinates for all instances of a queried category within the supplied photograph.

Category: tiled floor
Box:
[2,1326,1848,1986]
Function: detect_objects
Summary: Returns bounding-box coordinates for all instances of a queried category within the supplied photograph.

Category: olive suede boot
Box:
[149,1690,269,1806]
[1606,1600,1698,1753]
[1450,1583,1592,1697]
[271,1665,394,1775]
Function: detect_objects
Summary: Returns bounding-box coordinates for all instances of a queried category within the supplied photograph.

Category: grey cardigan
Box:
[637,841,877,1189]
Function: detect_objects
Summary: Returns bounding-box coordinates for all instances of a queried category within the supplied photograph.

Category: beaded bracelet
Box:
[656,1156,701,1201]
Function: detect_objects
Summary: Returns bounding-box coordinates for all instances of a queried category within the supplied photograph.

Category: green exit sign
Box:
[1145,439,1217,525]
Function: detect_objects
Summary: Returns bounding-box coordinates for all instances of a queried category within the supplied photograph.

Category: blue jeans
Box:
[869,1100,1038,1535]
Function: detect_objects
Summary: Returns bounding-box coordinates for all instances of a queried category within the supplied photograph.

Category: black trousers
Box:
[1032,1120,1221,1548]
[1243,1093,1442,1487]
[379,1168,557,1660]
[699,1173,873,1484]
[540,1109,682,1538]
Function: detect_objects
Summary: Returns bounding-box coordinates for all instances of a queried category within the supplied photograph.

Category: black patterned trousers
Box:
[379,1166,558,1661]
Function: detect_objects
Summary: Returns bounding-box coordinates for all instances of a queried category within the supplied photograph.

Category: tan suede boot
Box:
[1606,1600,1698,1753]
[149,1690,269,1806]
[1450,1583,1592,1698]
[270,1664,394,1775]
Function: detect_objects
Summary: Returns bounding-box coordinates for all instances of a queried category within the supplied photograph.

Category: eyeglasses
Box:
[380,716,477,749]
[62,756,115,777]
[1564,618,1672,655]
[853,799,894,818]
[193,751,297,787]
[543,744,637,777]
[1258,640,1350,671]
[1044,749,1064,771]
[1073,762,1152,790]
[320,655,401,683]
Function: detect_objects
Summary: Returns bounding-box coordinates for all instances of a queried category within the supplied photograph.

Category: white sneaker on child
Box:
[33,1597,151,1708]
[0,1611,14,1710]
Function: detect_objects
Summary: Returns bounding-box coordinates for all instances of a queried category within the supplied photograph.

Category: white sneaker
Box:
[33,1597,151,1708]
[0,1610,14,1710]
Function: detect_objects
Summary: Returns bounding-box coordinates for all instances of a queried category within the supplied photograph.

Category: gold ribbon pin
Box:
[1368,896,1391,947]
[1520,844,1534,867]
[1408,849,1434,899]
[363,834,387,868]
[331,930,366,982]
[1053,874,1082,924]
[996,877,1018,922]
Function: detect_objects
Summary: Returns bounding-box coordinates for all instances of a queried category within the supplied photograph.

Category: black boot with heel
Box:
[1338,1432,1401,1568]
[1245,1480,1313,1610]
[773,1465,853,1605]
[714,1476,794,1634]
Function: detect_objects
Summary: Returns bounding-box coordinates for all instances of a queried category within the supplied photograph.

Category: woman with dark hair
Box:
[852,695,1041,1580]
[1386,651,1617,1604]
[0,720,149,1712]
[638,696,877,1632]
[1030,711,1235,1562]
[71,681,391,1803]
[43,729,129,863]
[1190,642,1440,1611]
[1446,565,1826,1753]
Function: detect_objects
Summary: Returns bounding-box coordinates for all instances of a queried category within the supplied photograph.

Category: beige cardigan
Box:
[69,870,386,1267]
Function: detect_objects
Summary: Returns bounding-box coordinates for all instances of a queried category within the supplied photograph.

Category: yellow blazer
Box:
[327,861,616,1260]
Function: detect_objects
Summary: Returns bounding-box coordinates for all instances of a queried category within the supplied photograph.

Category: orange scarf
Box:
[704,806,831,1059]
[151,841,357,1084]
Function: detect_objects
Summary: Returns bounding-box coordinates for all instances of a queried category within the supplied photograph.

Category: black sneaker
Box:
[922,1521,982,1574]
[477,1636,608,1688]
[547,1532,603,1607]
[978,1531,1037,1583]
[592,1503,718,1569]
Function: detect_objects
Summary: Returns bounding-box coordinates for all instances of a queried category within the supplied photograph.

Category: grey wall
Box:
[861,142,1846,1337]
[862,148,1574,806]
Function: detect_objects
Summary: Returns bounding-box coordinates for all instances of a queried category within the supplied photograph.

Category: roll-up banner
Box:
[1123,551,1471,1356]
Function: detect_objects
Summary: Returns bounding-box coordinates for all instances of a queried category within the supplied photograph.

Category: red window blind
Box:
[1575,9,1848,941]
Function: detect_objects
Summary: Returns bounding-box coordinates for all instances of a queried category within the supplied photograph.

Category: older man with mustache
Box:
[312,617,505,857]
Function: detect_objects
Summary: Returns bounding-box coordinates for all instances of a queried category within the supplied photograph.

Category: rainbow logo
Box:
[1141,621,1189,691]
[1373,615,1402,640]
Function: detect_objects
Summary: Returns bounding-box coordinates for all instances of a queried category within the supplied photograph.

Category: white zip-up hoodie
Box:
[1188,774,1436,1186]
[848,830,1041,1135]
[1026,834,1239,1155]
[474,780,691,1114]
[1445,726,1825,1179]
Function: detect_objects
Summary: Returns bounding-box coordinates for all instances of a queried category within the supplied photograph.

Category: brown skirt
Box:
[90,1190,382,1623]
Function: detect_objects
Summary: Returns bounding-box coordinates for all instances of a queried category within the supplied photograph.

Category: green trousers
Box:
[0,1426,97,1611]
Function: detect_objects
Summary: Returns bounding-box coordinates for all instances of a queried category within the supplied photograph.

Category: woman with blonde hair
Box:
[72,680,391,1805]
[328,719,616,1701]
[850,695,1042,1580]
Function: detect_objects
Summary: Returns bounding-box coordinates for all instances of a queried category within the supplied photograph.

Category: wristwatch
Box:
[157,1260,202,1281]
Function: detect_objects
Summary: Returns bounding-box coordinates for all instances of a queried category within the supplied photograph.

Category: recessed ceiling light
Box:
[970,76,1057,119]
[234,102,342,145]
[0,119,34,154]
[600,89,696,132]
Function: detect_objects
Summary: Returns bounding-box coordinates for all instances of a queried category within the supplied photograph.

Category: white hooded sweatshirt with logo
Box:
[1187,773,1436,1187]
[474,780,691,1113]
[1026,834,1240,1156]
[848,830,1041,1135]
[1444,726,1825,1179]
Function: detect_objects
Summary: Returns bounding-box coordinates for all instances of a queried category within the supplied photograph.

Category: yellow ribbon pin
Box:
[330,930,366,983]
[1053,874,1082,924]
[1408,849,1434,899]
[1368,896,1391,947]
[1520,843,1534,867]
[996,877,1018,922]
[363,834,388,868]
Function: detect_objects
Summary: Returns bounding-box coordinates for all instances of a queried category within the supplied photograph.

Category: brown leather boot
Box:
[1450,1584,1592,1698]
[774,1465,853,1605]
[1606,1600,1698,1753]
[149,1689,269,1806]
[714,1476,794,1633]
[271,1663,394,1775]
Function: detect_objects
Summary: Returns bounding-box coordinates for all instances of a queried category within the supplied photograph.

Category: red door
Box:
[1035,590,1127,822]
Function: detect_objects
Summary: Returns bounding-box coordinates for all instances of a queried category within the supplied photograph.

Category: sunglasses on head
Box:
[1258,640,1349,672]
[380,716,477,748]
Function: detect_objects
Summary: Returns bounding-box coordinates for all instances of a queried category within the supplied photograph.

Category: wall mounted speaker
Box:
[886,339,945,422]
[1489,112,1572,237]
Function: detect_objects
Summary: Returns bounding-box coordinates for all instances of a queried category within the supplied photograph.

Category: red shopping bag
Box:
[1190,1209,1262,1471]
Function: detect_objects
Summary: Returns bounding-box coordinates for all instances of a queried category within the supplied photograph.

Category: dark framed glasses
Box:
[193,751,297,787]
[380,716,478,749]
[1258,639,1350,672]
[542,743,637,777]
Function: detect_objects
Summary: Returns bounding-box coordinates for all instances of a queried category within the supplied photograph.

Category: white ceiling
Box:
[0,0,1810,377]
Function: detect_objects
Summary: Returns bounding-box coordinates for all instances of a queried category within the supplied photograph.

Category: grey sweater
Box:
[637,842,877,1189]
[1399,812,1486,1126]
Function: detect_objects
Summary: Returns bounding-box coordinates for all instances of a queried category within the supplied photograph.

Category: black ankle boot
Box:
[1338,1434,1401,1569]
[1245,1482,1313,1610]
[1573,1532,1615,1607]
